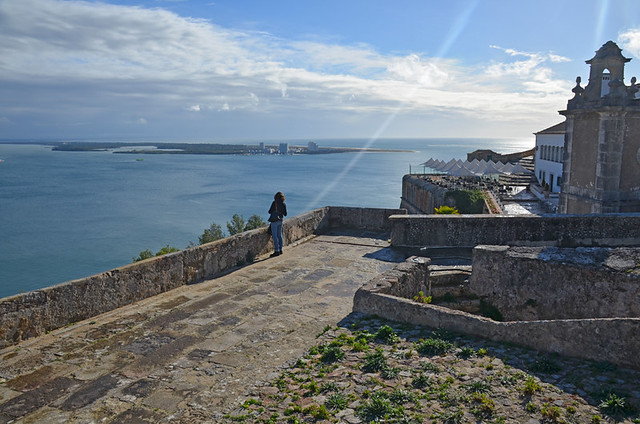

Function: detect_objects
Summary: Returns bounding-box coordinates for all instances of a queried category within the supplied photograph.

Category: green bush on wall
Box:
[444,190,485,214]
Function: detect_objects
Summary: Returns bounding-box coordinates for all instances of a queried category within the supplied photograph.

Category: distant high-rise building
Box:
[308,142,318,152]
[259,142,265,151]
[559,41,640,213]
[279,143,289,154]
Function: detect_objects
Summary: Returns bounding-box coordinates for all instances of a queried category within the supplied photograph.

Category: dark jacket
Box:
[268,200,287,222]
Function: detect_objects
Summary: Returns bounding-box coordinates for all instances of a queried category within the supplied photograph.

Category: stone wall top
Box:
[390,213,640,248]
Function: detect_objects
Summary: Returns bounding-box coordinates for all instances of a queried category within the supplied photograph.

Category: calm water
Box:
[0,138,531,298]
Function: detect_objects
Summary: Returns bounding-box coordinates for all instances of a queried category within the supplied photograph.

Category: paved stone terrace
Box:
[0,233,405,423]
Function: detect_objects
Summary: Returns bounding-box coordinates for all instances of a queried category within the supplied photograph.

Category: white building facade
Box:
[534,122,565,193]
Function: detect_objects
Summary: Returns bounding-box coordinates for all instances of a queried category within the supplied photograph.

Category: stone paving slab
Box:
[0,233,403,423]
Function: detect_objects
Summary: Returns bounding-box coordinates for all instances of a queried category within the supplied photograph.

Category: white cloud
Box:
[619,29,640,57]
[386,54,452,87]
[0,0,577,139]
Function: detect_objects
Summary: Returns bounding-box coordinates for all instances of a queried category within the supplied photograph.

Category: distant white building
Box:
[534,122,565,193]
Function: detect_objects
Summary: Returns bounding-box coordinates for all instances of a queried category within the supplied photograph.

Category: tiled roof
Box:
[535,121,565,135]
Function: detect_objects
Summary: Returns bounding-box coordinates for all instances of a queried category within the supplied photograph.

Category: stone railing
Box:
[0,206,405,347]
[353,257,640,369]
[390,213,640,248]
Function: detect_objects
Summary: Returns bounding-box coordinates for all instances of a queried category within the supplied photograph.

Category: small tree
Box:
[199,222,225,244]
[133,249,154,262]
[434,205,460,214]
[156,244,180,256]
[132,245,180,262]
[226,214,246,235]
[245,214,266,231]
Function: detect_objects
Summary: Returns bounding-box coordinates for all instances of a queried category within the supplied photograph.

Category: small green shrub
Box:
[302,380,319,396]
[422,362,442,373]
[362,348,388,373]
[357,392,405,422]
[416,338,455,356]
[521,376,542,395]
[471,392,496,416]
[457,346,476,359]
[466,380,491,394]
[430,408,464,424]
[412,373,434,390]
[434,205,460,214]
[413,291,432,304]
[380,366,400,379]
[303,404,330,420]
[525,402,538,412]
[320,382,339,393]
[599,392,633,416]
[242,398,262,407]
[325,392,348,411]
[541,403,562,421]
[530,356,561,373]
[320,345,345,364]
[352,339,369,352]
[389,388,415,405]
[375,325,399,344]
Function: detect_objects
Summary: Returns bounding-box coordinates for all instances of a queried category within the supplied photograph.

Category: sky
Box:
[2,0,640,142]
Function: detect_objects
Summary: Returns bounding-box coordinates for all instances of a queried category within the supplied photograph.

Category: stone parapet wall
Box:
[400,175,446,214]
[470,245,640,321]
[390,213,640,248]
[327,206,406,232]
[353,259,640,369]
[0,206,404,347]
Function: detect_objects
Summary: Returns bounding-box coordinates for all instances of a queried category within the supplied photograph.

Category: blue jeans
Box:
[270,220,283,252]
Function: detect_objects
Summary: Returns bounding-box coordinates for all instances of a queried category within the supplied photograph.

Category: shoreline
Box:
[0,140,414,155]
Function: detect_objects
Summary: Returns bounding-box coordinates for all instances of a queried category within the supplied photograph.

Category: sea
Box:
[0,137,532,299]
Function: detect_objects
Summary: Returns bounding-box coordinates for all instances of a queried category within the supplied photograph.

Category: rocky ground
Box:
[221,314,640,424]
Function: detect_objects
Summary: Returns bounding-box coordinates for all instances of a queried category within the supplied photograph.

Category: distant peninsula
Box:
[45,141,412,155]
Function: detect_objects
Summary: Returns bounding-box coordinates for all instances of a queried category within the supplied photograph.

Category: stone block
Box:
[471,245,640,321]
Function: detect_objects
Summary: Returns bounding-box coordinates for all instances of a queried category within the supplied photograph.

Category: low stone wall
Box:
[0,206,404,347]
[353,259,640,369]
[327,206,406,232]
[471,245,640,321]
[390,213,640,248]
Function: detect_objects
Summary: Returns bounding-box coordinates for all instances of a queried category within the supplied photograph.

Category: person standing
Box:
[268,192,287,257]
